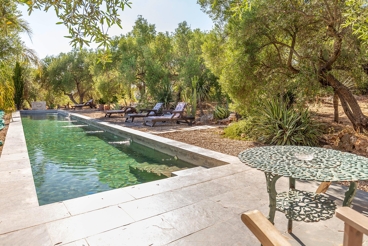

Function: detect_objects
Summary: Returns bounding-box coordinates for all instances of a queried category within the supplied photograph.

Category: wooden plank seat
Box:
[143,102,187,127]
[242,208,368,246]
[104,106,137,117]
[125,102,163,122]
[336,207,368,246]
[241,210,292,246]
[71,99,96,110]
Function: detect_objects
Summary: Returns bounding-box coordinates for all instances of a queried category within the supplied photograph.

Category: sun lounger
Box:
[71,99,96,110]
[104,106,137,117]
[125,102,164,122]
[143,102,187,127]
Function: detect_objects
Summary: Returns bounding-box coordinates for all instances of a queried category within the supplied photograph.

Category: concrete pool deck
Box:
[0,111,367,245]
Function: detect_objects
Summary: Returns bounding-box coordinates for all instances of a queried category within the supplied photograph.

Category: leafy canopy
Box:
[18,0,131,48]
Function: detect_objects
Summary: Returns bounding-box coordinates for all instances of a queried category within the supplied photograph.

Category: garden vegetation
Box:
[2,0,368,146]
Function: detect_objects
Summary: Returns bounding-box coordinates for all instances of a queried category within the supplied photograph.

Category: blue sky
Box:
[19,0,214,59]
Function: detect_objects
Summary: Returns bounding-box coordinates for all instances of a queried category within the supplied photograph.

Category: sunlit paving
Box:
[1,0,368,245]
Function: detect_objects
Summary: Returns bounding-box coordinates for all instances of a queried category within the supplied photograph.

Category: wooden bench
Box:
[336,207,368,246]
[241,210,291,246]
[242,208,368,246]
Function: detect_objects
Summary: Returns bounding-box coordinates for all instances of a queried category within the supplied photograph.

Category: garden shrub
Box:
[223,117,257,140]
[253,99,322,146]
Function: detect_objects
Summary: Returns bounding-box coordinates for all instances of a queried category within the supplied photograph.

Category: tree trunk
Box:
[75,80,84,103]
[64,92,77,104]
[333,92,339,123]
[325,73,368,132]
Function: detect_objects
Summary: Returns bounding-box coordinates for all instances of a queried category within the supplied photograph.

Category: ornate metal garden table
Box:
[238,146,368,232]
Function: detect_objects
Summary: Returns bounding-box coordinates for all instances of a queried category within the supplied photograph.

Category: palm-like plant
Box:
[0,1,39,111]
[254,99,322,146]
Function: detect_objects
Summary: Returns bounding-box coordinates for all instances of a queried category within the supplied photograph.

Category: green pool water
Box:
[21,113,194,205]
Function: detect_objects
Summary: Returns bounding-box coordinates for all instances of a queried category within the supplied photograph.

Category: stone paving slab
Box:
[0,159,32,172]
[46,205,134,245]
[62,239,89,246]
[0,202,70,234]
[0,111,368,245]
[86,216,184,246]
[0,224,52,246]
[63,188,135,216]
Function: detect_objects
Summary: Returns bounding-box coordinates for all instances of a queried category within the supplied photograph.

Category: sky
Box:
[19,0,214,59]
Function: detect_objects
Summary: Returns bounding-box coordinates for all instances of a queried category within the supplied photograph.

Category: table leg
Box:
[343,181,358,207]
[288,177,295,233]
[316,181,332,193]
[265,172,281,224]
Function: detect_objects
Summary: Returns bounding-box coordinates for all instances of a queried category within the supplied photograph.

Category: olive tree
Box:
[18,0,131,48]
[199,0,368,131]
[44,50,95,104]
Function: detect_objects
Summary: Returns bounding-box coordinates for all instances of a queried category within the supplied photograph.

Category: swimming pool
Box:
[21,113,195,205]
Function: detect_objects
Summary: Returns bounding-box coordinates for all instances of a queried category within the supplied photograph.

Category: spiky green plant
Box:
[214,105,230,120]
[254,99,322,146]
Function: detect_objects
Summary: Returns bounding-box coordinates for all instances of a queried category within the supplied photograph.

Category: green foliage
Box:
[343,0,368,45]
[172,24,226,113]
[98,98,106,104]
[0,1,37,112]
[20,0,131,48]
[199,0,368,125]
[95,69,122,104]
[153,77,173,109]
[45,49,95,103]
[214,105,230,120]
[12,62,24,110]
[0,62,15,112]
[1,14,229,112]
[183,76,198,117]
[253,100,322,146]
[223,117,257,140]
[190,77,197,116]
[0,79,14,112]
[1,1,34,61]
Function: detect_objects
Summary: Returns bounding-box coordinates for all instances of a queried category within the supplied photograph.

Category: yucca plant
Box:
[254,99,322,146]
[214,105,230,120]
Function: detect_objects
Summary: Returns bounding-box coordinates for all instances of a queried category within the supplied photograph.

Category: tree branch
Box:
[287,30,299,73]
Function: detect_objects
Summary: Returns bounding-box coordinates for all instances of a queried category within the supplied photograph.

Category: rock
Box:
[229,113,239,122]
[350,135,357,144]
[340,133,351,143]
[338,133,354,152]
[200,114,214,124]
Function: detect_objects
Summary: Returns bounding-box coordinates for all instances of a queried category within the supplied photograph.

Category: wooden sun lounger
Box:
[71,99,96,110]
[125,103,164,122]
[104,106,136,117]
[143,102,187,127]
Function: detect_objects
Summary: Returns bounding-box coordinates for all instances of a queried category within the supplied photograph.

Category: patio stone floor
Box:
[0,111,367,245]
